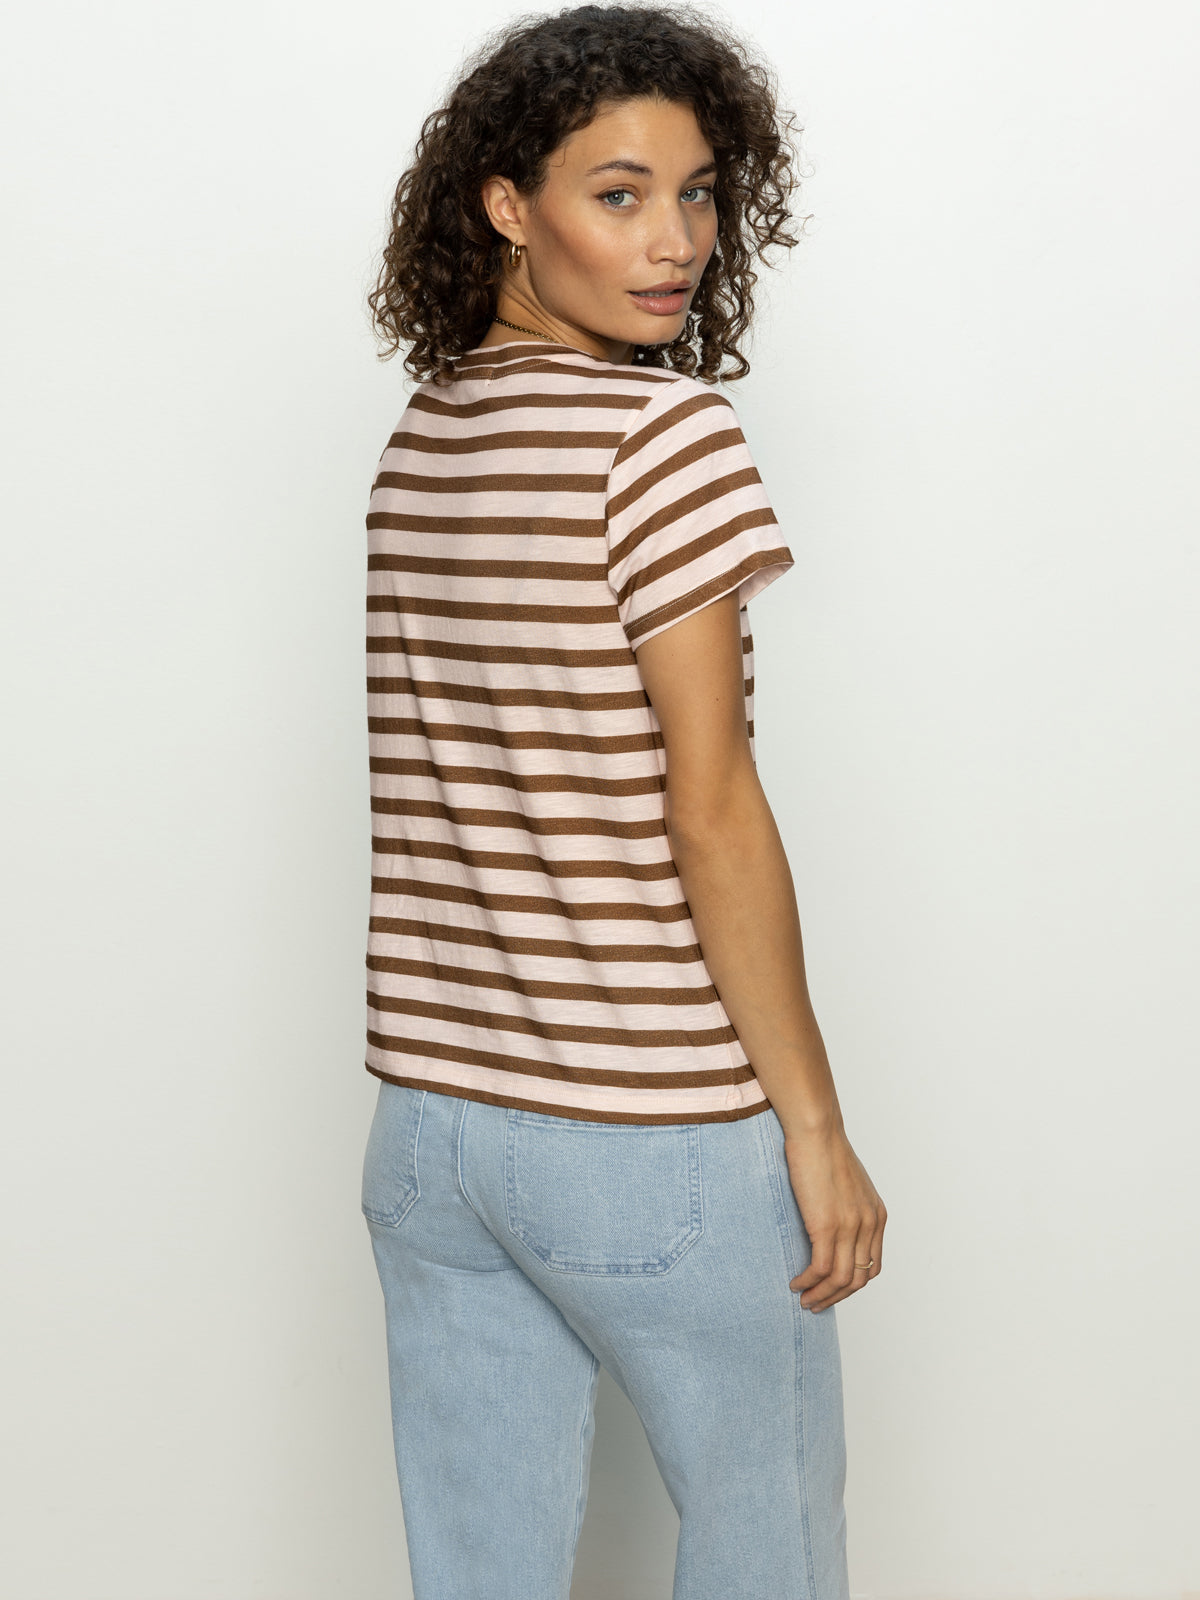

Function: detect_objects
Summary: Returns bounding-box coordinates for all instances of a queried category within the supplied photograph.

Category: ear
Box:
[480,176,524,246]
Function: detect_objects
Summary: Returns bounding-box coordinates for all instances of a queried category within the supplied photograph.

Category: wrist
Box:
[774,1100,844,1140]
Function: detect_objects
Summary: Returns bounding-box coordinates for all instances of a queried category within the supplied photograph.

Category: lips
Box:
[629,283,693,316]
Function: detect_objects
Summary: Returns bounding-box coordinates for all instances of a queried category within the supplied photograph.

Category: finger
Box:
[801,1226,863,1310]
[800,1223,878,1310]
[865,1207,886,1280]
[792,1224,853,1306]
[842,1223,887,1306]
[789,1226,837,1296]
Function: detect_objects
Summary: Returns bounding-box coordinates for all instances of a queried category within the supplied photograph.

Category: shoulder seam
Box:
[608,377,736,484]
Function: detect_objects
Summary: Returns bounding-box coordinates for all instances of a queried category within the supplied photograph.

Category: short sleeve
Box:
[605,378,795,652]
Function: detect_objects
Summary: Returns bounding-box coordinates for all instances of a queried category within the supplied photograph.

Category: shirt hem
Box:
[364,1061,772,1125]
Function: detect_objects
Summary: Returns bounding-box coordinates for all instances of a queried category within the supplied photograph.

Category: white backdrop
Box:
[2,2,1197,1597]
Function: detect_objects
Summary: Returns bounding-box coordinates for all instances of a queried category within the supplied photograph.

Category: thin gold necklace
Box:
[492,315,562,345]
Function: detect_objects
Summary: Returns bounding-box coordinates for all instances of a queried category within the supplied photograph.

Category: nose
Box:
[648,200,698,266]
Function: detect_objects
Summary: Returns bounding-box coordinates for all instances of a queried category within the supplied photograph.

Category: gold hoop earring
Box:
[508,240,523,268]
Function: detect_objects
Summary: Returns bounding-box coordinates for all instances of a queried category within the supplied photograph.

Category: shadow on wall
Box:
[570,1368,679,1600]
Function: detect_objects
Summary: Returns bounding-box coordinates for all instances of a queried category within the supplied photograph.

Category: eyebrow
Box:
[583,158,718,181]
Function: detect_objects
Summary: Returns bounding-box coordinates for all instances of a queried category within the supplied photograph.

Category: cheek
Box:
[538,206,630,283]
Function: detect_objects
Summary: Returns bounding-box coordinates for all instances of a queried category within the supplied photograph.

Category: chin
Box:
[619,317,689,349]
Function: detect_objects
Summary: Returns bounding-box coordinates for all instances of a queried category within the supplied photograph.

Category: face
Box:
[481,96,720,363]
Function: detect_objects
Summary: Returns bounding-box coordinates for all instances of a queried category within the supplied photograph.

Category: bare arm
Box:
[635,590,836,1134]
[635,591,886,1308]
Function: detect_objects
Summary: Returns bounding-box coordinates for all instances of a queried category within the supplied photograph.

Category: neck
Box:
[480,293,634,365]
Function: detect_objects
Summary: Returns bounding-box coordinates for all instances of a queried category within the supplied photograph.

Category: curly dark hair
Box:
[367,3,807,384]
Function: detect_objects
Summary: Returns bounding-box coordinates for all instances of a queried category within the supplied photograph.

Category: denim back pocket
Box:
[361,1083,426,1227]
[504,1111,703,1274]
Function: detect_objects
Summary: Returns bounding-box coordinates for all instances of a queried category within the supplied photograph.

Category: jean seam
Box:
[453,1094,485,1223]
[757,1112,819,1599]
[569,1354,601,1584]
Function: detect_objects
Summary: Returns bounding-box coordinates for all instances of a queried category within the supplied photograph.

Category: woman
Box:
[360,6,886,1597]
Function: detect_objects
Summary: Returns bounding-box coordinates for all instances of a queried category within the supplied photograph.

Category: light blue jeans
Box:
[362,1082,850,1600]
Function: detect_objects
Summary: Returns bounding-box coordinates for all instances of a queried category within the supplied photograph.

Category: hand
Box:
[782,1121,886,1311]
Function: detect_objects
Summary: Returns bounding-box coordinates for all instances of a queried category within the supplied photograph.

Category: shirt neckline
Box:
[457,338,634,369]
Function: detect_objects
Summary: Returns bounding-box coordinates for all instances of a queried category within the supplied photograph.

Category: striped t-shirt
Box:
[364,339,794,1124]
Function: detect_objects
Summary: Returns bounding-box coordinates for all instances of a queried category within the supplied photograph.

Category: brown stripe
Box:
[627,549,792,645]
[371,795,667,841]
[450,342,570,369]
[366,681,742,726]
[615,509,780,606]
[366,595,621,628]
[366,1028,747,1086]
[366,511,605,537]
[366,635,636,668]
[369,914,701,964]
[367,554,608,583]
[365,1066,769,1125]
[370,834,677,880]
[369,991,737,1050]
[384,427,623,455]
[375,469,607,496]
[367,950,717,1005]
[366,673,648,713]
[448,350,671,386]
[369,875,692,923]
[368,757,664,799]
[367,715,662,756]
[409,390,642,420]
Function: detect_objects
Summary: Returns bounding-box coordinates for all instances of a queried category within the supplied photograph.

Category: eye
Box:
[682,185,714,204]
[599,188,637,208]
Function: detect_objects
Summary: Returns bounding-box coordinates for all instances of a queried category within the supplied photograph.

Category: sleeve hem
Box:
[626,547,794,652]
